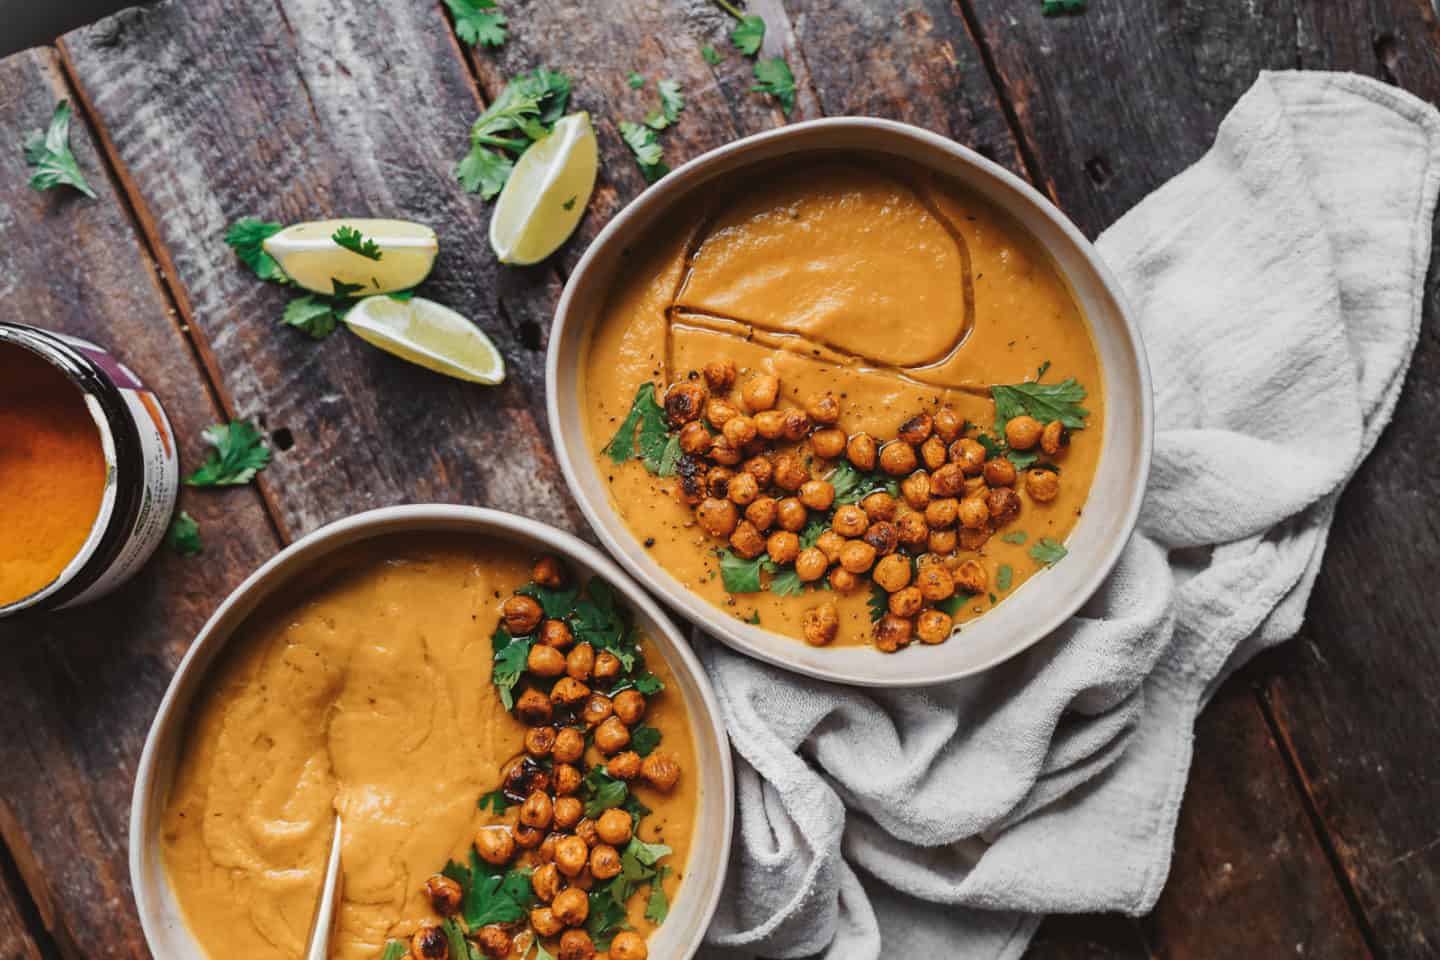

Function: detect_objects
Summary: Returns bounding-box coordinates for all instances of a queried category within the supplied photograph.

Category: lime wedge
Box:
[344,295,505,384]
[263,218,438,295]
[490,112,598,265]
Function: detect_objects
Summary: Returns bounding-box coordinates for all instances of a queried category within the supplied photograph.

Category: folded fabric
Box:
[696,71,1440,959]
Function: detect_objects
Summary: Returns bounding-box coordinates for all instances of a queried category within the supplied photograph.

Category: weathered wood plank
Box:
[0,840,42,960]
[0,45,280,959]
[1027,914,1152,959]
[60,0,583,541]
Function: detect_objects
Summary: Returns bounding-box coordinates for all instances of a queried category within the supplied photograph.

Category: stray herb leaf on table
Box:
[752,56,797,117]
[455,68,572,199]
[701,44,723,65]
[224,218,287,282]
[166,512,202,556]
[186,420,272,487]
[730,14,765,56]
[644,79,686,131]
[620,121,669,184]
[1041,0,1087,15]
[23,100,97,199]
[443,0,508,48]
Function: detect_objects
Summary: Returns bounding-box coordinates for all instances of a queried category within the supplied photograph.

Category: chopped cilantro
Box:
[601,382,671,471]
[752,57,796,117]
[517,580,580,619]
[999,530,1028,545]
[937,593,974,616]
[444,0,508,47]
[718,549,764,593]
[701,44,723,65]
[491,625,531,710]
[186,421,272,487]
[765,563,804,597]
[645,866,672,923]
[632,671,664,695]
[997,564,1013,592]
[867,582,889,623]
[1029,537,1068,567]
[627,836,673,867]
[332,225,382,260]
[379,941,407,960]
[224,218,287,283]
[731,14,765,55]
[644,79,686,131]
[829,461,897,505]
[1041,0,1087,14]
[656,435,683,477]
[619,120,669,184]
[562,194,578,210]
[744,610,761,624]
[628,72,646,89]
[586,884,631,950]
[281,295,340,339]
[478,789,510,814]
[23,100,96,199]
[798,519,827,550]
[990,377,1089,436]
[1037,360,1052,379]
[388,290,415,302]
[440,919,470,960]
[456,68,572,199]
[629,724,662,757]
[460,849,533,928]
[582,766,630,817]
[165,511,202,556]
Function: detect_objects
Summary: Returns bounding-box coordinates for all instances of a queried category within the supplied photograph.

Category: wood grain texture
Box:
[60,0,583,541]
[1027,914,1152,959]
[0,833,42,960]
[0,45,279,958]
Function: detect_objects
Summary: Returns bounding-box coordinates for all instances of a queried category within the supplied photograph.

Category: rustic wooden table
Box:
[1,1,1437,957]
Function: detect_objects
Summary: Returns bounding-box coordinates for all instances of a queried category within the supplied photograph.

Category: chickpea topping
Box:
[799,479,835,511]
[553,886,590,926]
[594,651,622,682]
[794,547,829,582]
[566,643,595,681]
[815,529,847,561]
[527,644,566,678]
[424,874,463,916]
[554,836,589,877]
[773,453,809,491]
[558,929,597,960]
[896,512,929,546]
[502,594,543,635]
[532,862,562,902]
[872,553,911,593]
[553,762,582,796]
[704,466,733,499]
[723,414,758,447]
[934,406,964,441]
[954,559,988,594]
[704,397,738,429]
[987,487,1022,522]
[916,609,954,645]
[828,567,860,593]
[589,843,623,880]
[745,497,778,531]
[581,693,614,728]
[802,602,840,646]
[595,716,631,754]
[678,420,713,456]
[553,727,586,764]
[920,434,949,471]
[810,428,847,459]
[524,725,557,757]
[1026,468,1060,502]
[520,790,553,829]
[862,521,899,557]
[888,586,923,617]
[1047,420,1080,454]
[727,471,760,506]
[846,432,878,470]
[729,520,766,559]
[754,409,786,440]
[779,407,811,441]
[925,497,959,529]
[874,614,913,653]
[958,524,992,551]
[703,359,737,391]
[709,434,743,465]
[694,497,738,539]
[476,926,511,960]
[742,454,774,486]
[839,540,877,573]
[596,808,634,846]
[900,471,931,508]
[983,457,1017,487]
[805,393,841,424]
[551,677,590,707]
[553,795,584,830]
[950,438,987,476]
[665,382,707,428]
[610,931,649,960]
[916,563,956,602]
[475,826,515,865]
[411,924,449,959]
[927,528,958,555]
[531,906,565,938]
[742,374,781,412]
[776,498,808,532]
[608,751,642,780]
[538,833,559,865]
[540,618,574,649]
[765,530,800,564]
[831,504,868,537]
[532,555,566,589]
[958,496,990,530]
[879,441,919,476]
[641,750,682,792]
[515,688,553,726]
[1005,415,1043,451]
[613,689,646,726]
[930,462,966,497]
[860,491,897,521]
[893,414,932,446]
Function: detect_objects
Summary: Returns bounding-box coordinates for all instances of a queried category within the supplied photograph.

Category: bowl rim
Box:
[128,504,735,959]
[547,116,1153,687]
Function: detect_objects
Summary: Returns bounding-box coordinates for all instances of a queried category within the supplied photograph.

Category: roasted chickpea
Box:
[802,602,840,646]
[1005,415,1043,451]
[856,491,893,522]
[476,926,512,960]
[871,553,911,592]
[958,524,992,551]
[753,409,786,440]
[780,407,811,441]
[596,808,634,846]
[552,795,584,831]
[676,420,712,457]
[767,530,800,564]
[727,471,759,506]
[828,567,861,593]
[916,563,956,602]
[515,688,553,725]
[703,359,737,391]
[927,528,958,555]
[900,471,931,508]
[608,751,642,780]
[896,511,929,546]
[745,497,778,532]
[1026,468,1060,503]
[553,886,590,927]
[594,651,622,682]
[540,618,574,649]
[863,521,899,557]
[729,520,766,559]
[709,434,743,465]
[532,555,566,589]
[527,644,566,678]
[894,412,931,445]
[424,874,463,916]
[924,497,959,529]
[693,498,737,540]
[920,434,949,471]
[411,923,449,959]
[810,428,847,459]
[581,693,613,728]
[551,677,590,708]
[799,479,835,511]
[475,826,515,866]
[533,862,562,902]
[839,540,877,573]
[641,751,682,792]
[525,725,558,757]
[805,393,841,424]
[776,498,807,532]
[613,689,647,726]
[963,475,988,497]
[794,547,829,582]
[742,454,774,486]
[958,495,990,530]
[566,643,595,681]
[575,817,600,847]
[930,462,966,497]
[520,790,553,829]
[846,432,878,470]
[987,487,1022,523]
[879,441,918,476]
[553,763,582,796]
[916,608,954,645]
[950,438,987,476]
[954,559,988,594]
[610,931,649,960]
[531,906,565,938]
[983,457,1017,487]
[889,586,924,617]
[1040,420,1069,455]
[589,843,623,881]
[555,836,590,877]
[934,405,964,441]
[874,614,913,653]
[773,454,809,491]
[815,529,847,562]
[741,373,780,412]
[723,414,758,447]
[664,381,707,426]
[558,929,597,960]
[595,716,631,754]
[704,466,733,500]
[553,726,586,764]
[502,594,543,635]
[830,504,868,538]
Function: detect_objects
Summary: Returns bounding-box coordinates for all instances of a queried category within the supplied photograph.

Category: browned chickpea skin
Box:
[532,554,567,589]
[930,462,966,497]
[1005,415,1043,451]
[889,586,924,617]
[703,359,737,391]
[411,924,450,959]
[839,539,878,573]
[589,843,623,881]
[566,643,595,681]
[527,644,566,678]
[773,453,809,491]
[958,524,992,551]
[595,715,631,754]
[920,434,949,471]
[925,497,959,529]
[596,808,634,846]
[799,479,835,511]
[551,677,590,708]
[613,689,647,726]
[742,454,774,486]
[879,440,919,476]
[554,835,590,877]
[553,795,584,831]
[424,874,463,916]
[802,602,840,646]
[594,651,622,682]
[916,563,956,602]
[958,495,990,530]
[728,471,760,506]
[709,434,743,465]
[874,614,913,653]
[954,559,988,594]
[860,491,897,521]
[608,751,642,780]
[776,498,807,532]
[872,553,911,593]
[898,413,934,445]
[896,511,929,547]
[745,497,778,532]
[704,466,733,499]
[532,862,562,902]
[810,428,847,459]
[610,931,649,960]
[1041,420,1069,455]
[520,790,554,829]
[987,487,1022,523]
[767,530,800,564]
[554,762,582,796]
[741,373,781,412]
[502,594,543,635]
[642,751,682,791]
[514,823,544,850]
[1026,468,1060,503]
[553,727,586,764]
[927,528,958,555]
[540,618,574,649]
[962,475,988,498]
[752,409,786,440]
[553,886,590,926]
[863,521,899,557]
[664,381,707,427]
[705,397,738,429]
[805,392,841,425]
[531,906,565,938]
[794,547,830,583]
[950,438,987,476]
[729,520,767,559]
[916,608,954,645]
[983,457,1017,487]
[828,567,861,593]
[515,688,553,726]
[559,929,597,960]
[678,420,713,456]
[524,725,557,758]
[674,458,706,507]
[475,826,515,866]
[934,405,964,442]
[580,693,613,728]
[846,432,878,470]
[475,926,511,960]
[779,407,812,441]
[831,504,868,538]
[723,414,758,447]
[815,529,847,562]
[900,471,931,509]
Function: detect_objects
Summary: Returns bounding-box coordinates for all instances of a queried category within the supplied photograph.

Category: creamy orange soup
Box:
[583,157,1104,647]
[163,536,696,959]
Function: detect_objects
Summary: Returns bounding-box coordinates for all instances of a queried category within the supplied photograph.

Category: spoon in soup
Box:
[303,815,345,960]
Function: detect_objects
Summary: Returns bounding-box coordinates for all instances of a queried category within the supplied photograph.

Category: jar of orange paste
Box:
[0,321,179,617]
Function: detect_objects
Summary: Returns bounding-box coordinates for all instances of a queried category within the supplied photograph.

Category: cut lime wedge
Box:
[489,112,598,265]
[263,218,438,295]
[344,295,505,385]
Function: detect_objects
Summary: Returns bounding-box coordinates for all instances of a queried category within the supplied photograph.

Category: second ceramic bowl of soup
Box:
[548,118,1151,686]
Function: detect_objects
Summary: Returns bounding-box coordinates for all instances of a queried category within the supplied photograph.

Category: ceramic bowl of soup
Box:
[547,118,1151,687]
[130,505,733,960]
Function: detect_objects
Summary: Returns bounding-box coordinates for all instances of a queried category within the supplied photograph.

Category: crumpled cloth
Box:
[695,71,1440,959]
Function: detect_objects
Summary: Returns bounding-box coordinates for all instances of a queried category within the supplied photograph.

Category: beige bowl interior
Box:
[130,505,734,959]
[548,118,1152,687]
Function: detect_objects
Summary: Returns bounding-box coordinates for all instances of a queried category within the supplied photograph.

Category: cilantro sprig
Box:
[223,219,376,339]
[456,68,571,200]
[332,225,382,260]
[23,100,96,199]
[602,382,673,471]
[1029,537,1068,567]
[752,57,797,117]
[644,79,686,131]
[444,0,508,47]
[185,420,272,487]
[1041,0,1087,15]
[224,218,287,283]
[620,120,669,184]
[166,511,202,556]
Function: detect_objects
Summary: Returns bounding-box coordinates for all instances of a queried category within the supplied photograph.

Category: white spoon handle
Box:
[304,816,344,960]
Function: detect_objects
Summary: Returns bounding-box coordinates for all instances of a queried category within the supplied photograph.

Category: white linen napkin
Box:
[695,71,1440,959]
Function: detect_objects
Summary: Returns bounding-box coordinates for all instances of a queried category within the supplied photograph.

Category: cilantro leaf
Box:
[937,593,974,616]
[751,57,796,117]
[517,581,581,619]
[380,941,407,960]
[997,564,1014,592]
[645,866,672,924]
[455,146,515,199]
[644,79,686,131]
[165,511,202,556]
[281,294,340,339]
[765,563,804,597]
[1029,537,1068,567]
[619,120,669,184]
[478,789,510,814]
[867,582,889,623]
[799,519,827,550]
[602,382,671,468]
[582,766,630,817]
[491,625,531,710]
[632,672,664,696]
[332,225,382,260]
[444,0,508,47]
[626,836,673,867]
[828,461,896,505]
[731,15,765,56]
[224,218,287,283]
[23,100,96,199]
[440,919,470,960]
[1041,0,1087,14]
[743,610,761,624]
[628,72,646,89]
[586,884,631,950]
[655,435,683,477]
[456,68,572,199]
[701,44,723,65]
[460,849,533,928]
[186,421,272,487]
[990,377,1089,436]
[999,530,1028,545]
[718,549,764,594]
[630,724,662,757]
